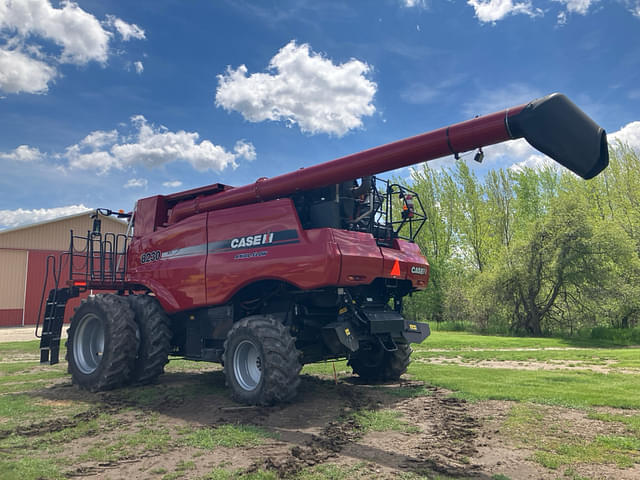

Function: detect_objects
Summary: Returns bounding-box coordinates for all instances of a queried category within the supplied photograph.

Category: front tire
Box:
[223,316,301,405]
[67,294,138,391]
[348,342,412,381]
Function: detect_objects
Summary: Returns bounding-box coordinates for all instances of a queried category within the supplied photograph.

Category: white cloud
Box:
[66,148,121,174]
[124,178,148,189]
[621,0,640,17]
[112,115,244,172]
[80,129,119,149]
[215,41,376,137]
[609,121,640,151]
[62,115,256,173]
[0,0,111,64]
[467,0,542,23]
[162,180,183,188]
[0,0,146,95]
[134,60,144,74]
[402,0,427,7]
[0,144,44,161]
[553,0,598,14]
[106,15,145,41]
[509,155,555,173]
[0,47,56,94]
[0,204,90,230]
[481,137,549,169]
[233,140,256,161]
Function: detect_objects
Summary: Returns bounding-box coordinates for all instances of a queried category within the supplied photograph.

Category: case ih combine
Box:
[37,94,608,405]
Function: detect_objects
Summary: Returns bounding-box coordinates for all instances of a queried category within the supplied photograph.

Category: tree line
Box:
[402,143,640,336]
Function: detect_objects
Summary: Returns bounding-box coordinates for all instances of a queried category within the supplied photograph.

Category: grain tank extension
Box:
[37,93,608,405]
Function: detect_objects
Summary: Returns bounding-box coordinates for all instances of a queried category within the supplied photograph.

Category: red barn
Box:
[0,212,127,327]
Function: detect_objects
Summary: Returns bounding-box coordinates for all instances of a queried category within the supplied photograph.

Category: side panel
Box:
[330,233,429,290]
[205,199,341,305]
[127,213,207,313]
[381,239,430,290]
[331,230,383,285]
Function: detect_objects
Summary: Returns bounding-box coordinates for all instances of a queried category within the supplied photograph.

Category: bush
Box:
[590,327,640,346]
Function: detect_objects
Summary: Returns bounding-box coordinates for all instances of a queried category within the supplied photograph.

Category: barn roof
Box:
[0,211,128,251]
[0,211,127,236]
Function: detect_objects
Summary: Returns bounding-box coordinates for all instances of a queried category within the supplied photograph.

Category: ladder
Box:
[39,287,78,365]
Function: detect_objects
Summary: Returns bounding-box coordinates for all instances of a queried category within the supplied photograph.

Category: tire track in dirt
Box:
[247,381,485,479]
[246,382,373,477]
[0,388,132,440]
[397,386,482,477]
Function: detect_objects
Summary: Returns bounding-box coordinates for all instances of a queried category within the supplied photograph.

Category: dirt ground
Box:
[4,364,638,480]
[2,331,639,479]
[0,326,66,343]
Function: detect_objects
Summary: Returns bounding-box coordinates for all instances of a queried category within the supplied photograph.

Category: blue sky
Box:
[1,0,639,229]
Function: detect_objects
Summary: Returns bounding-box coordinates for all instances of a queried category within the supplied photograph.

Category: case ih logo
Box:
[230,233,274,249]
[411,266,426,275]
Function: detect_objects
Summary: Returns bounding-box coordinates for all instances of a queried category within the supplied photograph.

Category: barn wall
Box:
[0,214,128,327]
[0,249,27,326]
[23,249,84,326]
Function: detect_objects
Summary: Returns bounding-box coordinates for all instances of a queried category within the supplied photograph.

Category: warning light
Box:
[390,260,401,276]
[118,209,125,214]
[402,194,415,219]
[73,281,87,287]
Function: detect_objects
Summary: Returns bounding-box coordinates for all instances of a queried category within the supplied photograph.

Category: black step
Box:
[39,287,78,365]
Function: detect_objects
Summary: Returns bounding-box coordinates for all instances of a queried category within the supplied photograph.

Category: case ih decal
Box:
[231,233,273,249]
[208,229,299,252]
[156,229,300,262]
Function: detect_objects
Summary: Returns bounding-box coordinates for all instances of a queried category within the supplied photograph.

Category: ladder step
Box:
[39,287,78,366]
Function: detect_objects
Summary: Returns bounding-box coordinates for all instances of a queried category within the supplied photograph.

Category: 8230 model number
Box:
[141,250,162,264]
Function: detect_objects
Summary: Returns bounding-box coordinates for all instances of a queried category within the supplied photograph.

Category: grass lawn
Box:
[1,330,638,479]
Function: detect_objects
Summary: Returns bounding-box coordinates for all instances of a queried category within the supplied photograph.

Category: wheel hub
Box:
[233,339,262,391]
[73,313,105,374]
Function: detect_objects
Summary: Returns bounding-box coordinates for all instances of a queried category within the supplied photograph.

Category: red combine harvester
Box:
[37,94,608,405]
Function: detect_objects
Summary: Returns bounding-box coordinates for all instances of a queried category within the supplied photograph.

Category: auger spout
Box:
[167,93,608,224]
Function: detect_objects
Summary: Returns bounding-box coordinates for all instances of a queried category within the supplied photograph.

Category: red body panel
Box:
[204,199,342,305]
[332,230,383,285]
[126,199,429,313]
[127,213,208,312]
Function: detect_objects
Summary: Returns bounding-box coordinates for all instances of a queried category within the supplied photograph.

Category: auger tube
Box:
[168,93,608,224]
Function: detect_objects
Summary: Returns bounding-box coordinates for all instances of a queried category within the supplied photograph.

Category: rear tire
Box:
[223,316,301,405]
[348,342,412,381]
[66,294,138,391]
[128,295,172,385]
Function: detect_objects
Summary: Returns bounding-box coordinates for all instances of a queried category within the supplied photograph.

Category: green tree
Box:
[403,164,459,322]
[454,160,491,272]
[486,169,515,250]
[495,195,639,335]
